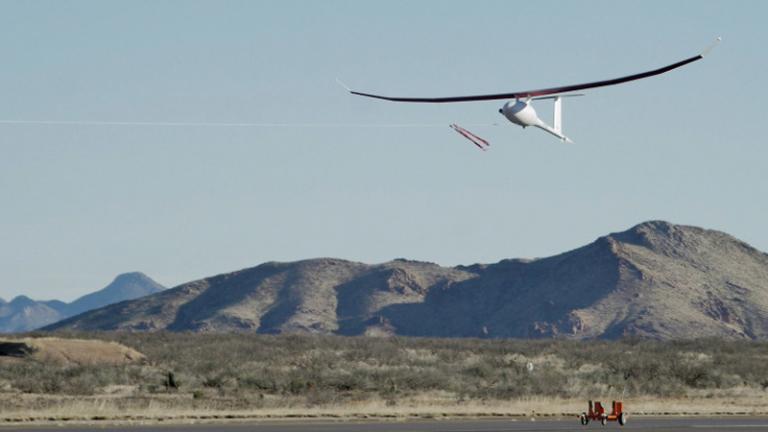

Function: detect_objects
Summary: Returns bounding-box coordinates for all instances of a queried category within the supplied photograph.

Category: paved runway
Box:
[3,417,768,431]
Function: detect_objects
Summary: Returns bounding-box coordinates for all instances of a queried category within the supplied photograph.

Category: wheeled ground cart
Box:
[579,400,627,426]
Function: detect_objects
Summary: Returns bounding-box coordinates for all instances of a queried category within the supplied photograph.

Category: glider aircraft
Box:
[340,38,720,148]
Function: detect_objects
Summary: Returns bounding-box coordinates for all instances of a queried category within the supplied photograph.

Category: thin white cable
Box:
[0,120,498,128]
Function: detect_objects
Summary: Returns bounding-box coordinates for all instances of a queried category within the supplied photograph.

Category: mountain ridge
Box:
[45,221,768,340]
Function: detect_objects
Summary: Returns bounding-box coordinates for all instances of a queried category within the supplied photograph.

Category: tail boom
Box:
[535,123,573,143]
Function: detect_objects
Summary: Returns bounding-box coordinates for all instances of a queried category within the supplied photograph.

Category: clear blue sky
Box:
[1,0,766,301]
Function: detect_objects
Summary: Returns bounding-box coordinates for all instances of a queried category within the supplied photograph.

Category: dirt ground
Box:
[2,393,768,425]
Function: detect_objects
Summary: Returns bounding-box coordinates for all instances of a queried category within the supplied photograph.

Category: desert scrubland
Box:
[1,333,768,423]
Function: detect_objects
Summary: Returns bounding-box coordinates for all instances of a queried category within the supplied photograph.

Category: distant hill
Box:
[0,273,164,333]
[65,272,165,317]
[45,221,768,340]
[0,296,66,334]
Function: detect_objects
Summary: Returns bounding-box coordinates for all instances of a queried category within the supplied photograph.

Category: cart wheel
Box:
[601,416,607,426]
[618,412,627,426]
[580,413,589,425]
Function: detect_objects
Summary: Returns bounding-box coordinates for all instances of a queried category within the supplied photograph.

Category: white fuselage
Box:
[499,100,544,128]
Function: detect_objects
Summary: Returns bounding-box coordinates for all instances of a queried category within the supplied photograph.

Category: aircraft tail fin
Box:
[536,94,577,142]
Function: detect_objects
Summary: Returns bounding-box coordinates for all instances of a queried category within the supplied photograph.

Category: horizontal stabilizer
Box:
[532,93,584,101]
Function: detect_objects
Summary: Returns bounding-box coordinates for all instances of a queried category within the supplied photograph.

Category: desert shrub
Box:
[9,332,768,401]
[238,372,279,391]
[1,362,141,395]
[305,387,338,406]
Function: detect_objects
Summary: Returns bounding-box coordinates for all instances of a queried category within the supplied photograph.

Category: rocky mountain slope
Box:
[1,273,164,333]
[46,260,473,334]
[45,222,768,339]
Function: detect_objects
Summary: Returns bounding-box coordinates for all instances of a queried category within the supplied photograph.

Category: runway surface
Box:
[3,417,768,431]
